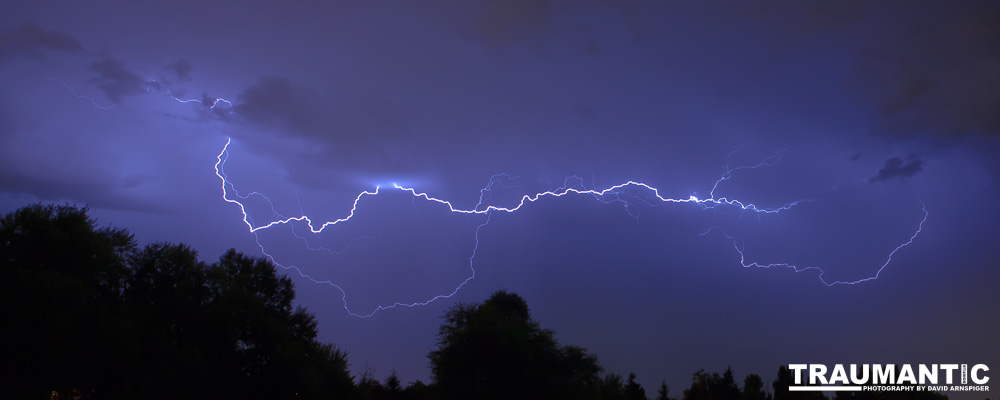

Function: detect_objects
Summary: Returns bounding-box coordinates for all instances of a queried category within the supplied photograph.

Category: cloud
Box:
[0,23,84,62]
[851,1,1000,139]
[165,58,192,80]
[745,0,871,44]
[233,75,406,168]
[458,0,658,50]
[867,155,923,183]
[235,75,329,137]
[472,0,555,47]
[88,57,146,104]
[0,168,166,214]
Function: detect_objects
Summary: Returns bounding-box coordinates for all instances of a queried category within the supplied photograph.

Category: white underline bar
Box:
[789,386,862,391]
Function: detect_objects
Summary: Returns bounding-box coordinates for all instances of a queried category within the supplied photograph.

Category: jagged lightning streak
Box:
[41,70,233,111]
[232,152,807,236]
[216,138,494,317]
[42,70,114,110]
[145,79,235,111]
[699,201,927,286]
[215,138,928,317]
[39,62,930,317]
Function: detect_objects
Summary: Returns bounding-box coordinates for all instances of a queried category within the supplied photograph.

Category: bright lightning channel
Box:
[42,70,234,111]
[39,64,932,318]
[145,79,235,111]
[214,138,928,318]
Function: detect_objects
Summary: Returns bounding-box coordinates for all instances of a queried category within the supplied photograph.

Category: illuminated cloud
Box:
[867,155,924,183]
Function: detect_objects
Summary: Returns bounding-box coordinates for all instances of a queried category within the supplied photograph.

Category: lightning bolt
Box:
[37,66,928,317]
[41,70,233,111]
[215,138,928,318]
[699,201,927,286]
[43,69,115,110]
[145,79,235,111]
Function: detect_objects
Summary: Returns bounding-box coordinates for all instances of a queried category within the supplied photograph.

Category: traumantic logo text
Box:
[788,364,990,393]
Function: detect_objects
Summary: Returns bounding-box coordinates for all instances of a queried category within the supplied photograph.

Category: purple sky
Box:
[2,1,999,397]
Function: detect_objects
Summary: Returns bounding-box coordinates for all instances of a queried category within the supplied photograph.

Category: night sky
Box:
[2,1,999,397]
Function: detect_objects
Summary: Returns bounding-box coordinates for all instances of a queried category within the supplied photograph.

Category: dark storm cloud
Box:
[233,75,405,168]
[235,75,329,137]
[0,23,84,62]
[165,58,192,80]
[852,1,1000,139]
[88,57,146,104]
[472,0,555,47]
[3,1,1000,394]
[746,0,870,42]
[0,169,165,213]
[867,155,923,183]
[460,0,654,49]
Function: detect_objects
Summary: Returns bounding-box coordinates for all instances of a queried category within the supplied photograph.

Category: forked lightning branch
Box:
[215,138,929,317]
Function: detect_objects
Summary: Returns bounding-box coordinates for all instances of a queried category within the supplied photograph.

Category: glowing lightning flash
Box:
[39,64,931,318]
[145,79,235,111]
[41,70,234,111]
[214,138,928,318]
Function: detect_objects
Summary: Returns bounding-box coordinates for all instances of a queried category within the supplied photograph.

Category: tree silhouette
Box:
[683,367,741,400]
[599,373,627,399]
[428,290,604,399]
[625,372,648,400]
[772,366,827,400]
[1,203,954,400]
[657,380,674,400]
[401,379,436,400]
[719,368,741,399]
[0,204,354,399]
[385,369,403,393]
[742,374,768,400]
[0,204,134,398]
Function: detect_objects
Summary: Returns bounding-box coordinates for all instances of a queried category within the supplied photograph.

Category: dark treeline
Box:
[0,204,959,400]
